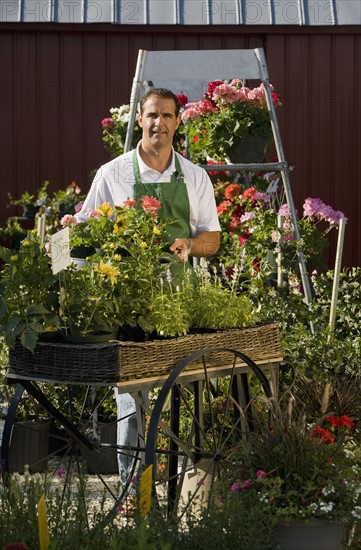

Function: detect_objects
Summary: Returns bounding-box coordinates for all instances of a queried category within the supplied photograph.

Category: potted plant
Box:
[181,80,282,164]
[223,392,361,549]
[0,233,60,352]
[213,180,347,284]
[7,180,50,219]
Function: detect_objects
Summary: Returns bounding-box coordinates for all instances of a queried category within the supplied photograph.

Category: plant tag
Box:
[37,494,50,550]
[139,464,153,517]
[50,227,70,274]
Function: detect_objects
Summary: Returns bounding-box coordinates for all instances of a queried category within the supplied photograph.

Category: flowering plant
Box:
[213,178,347,286]
[227,397,361,524]
[181,80,282,164]
[62,200,256,338]
[101,105,142,158]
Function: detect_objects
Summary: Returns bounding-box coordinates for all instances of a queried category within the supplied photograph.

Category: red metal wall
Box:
[0,24,360,266]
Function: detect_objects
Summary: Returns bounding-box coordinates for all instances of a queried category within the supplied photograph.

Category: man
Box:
[76,88,221,481]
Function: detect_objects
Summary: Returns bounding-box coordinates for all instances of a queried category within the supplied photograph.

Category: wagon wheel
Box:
[1,381,144,524]
[145,348,274,521]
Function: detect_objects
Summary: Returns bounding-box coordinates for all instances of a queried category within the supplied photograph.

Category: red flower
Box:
[207,80,224,95]
[123,199,137,208]
[311,425,335,444]
[339,415,354,429]
[217,200,232,215]
[239,232,251,246]
[325,415,354,429]
[177,93,189,106]
[193,135,200,143]
[252,258,261,272]
[224,184,241,200]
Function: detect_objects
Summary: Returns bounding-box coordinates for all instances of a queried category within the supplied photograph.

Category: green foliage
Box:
[0,234,60,351]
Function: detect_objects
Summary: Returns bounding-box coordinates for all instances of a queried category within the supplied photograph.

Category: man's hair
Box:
[139,88,182,117]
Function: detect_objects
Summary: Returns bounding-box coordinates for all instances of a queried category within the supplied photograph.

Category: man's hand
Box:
[169,238,191,263]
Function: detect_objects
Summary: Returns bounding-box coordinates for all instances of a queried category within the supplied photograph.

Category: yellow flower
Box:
[113,216,127,235]
[113,254,121,261]
[21,240,31,247]
[98,202,114,217]
[10,255,18,262]
[139,241,148,249]
[153,226,161,235]
[94,261,120,286]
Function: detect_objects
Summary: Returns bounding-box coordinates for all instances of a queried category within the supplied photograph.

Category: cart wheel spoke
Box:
[145,348,274,521]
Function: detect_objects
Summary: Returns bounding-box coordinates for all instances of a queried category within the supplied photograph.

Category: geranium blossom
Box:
[123,199,137,208]
[177,93,188,106]
[303,197,347,225]
[85,208,101,219]
[240,212,257,223]
[311,425,335,444]
[224,184,241,200]
[101,117,113,128]
[60,214,77,227]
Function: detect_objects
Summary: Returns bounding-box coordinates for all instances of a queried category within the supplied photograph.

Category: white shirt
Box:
[76,143,221,236]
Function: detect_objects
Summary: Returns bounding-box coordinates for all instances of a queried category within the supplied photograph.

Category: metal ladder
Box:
[124,48,312,305]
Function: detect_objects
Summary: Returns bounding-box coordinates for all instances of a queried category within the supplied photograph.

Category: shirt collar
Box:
[136,141,175,176]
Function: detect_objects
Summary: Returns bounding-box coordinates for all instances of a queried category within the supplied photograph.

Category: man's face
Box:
[138,96,181,150]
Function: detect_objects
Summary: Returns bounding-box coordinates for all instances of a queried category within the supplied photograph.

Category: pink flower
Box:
[253,191,270,203]
[85,208,101,219]
[74,201,84,214]
[256,470,267,479]
[60,214,77,227]
[102,117,113,128]
[212,83,243,103]
[241,479,253,489]
[278,204,293,218]
[231,481,240,492]
[182,102,202,120]
[240,212,256,223]
[56,469,66,477]
[140,195,162,216]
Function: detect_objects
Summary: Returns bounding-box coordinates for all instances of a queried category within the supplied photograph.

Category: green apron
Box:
[132,150,191,249]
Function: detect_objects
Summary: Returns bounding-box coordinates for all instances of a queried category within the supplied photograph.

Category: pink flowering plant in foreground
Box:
[181,79,282,163]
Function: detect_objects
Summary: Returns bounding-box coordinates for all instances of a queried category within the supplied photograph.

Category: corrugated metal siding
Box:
[0,26,360,267]
[1,0,360,25]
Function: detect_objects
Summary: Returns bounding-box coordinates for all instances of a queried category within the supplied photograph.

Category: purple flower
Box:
[256,470,267,479]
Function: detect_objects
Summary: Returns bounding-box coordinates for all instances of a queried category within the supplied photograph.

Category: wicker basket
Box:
[118,322,281,381]
[8,341,121,384]
[8,323,281,384]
